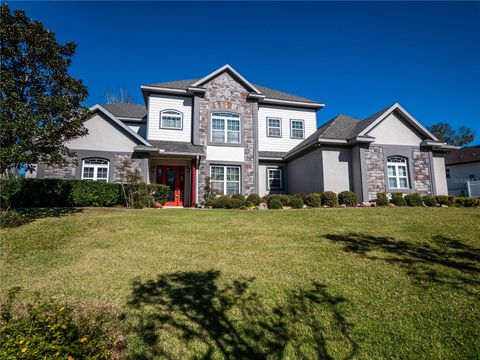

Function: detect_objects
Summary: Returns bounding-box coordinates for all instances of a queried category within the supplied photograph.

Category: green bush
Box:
[435,195,455,206]
[240,201,254,210]
[268,198,283,209]
[391,192,406,206]
[150,184,169,205]
[211,196,244,209]
[321,191,338,207]
[0,287,115,359]
[71,181,121,207]
[263,194,291,206]
[0,211,29,228]
[422,195,438,207]
[290,197,304,209]
[305,193,322,207]
[246,193,261,206]
[454,197,480,207]
[0,178,23,209]
[338,191,357,207]
[404,193,423,207]
[376,192,389,206]
[293,193,309,202]
[231,194,245,201]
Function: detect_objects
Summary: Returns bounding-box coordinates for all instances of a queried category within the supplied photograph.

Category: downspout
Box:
[195,155,199,206]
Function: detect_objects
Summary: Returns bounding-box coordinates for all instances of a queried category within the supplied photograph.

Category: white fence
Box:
[466,180,480,198]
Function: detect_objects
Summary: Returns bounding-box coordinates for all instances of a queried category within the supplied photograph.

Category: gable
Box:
[367,111,425,146]
[192,64,261,94]
[66,112,140,152]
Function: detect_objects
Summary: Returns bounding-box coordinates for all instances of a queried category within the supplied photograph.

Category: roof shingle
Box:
[102,103,147,120]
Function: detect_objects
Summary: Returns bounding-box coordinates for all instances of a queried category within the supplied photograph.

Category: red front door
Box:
[156,166,185,206]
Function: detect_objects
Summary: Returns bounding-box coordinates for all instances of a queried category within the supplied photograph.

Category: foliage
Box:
[435,195,455,206]
[391,192,407,206]
[203,176,217,206]
[304,193,322,207]
[150,184,169,204]
[0,288,114,359]
[404,193,423,207]
[114,159,155,209]
[290,197,304,209]
[422,195,438,207]
[230,194,245,201]
[321,191,338,207]
[376,192,389,206]
[428,122,474,147]
[0,178,22,209]
[338,191,358,207]
[0,210,28,228]
[262,194,291,207]
[0,5,90,176]
[246,193,261,206]
[454,197,480,207]
[293,192,309,202]
[267,198,283,209]
[70,181,120,207]
[211,196,243,209]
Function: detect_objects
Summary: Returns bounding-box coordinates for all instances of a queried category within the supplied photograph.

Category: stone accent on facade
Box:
[113,154,143,182]
[197,71,256,201]
[365,145,385,200]
[44,163,76,179]
[412,149,432,194]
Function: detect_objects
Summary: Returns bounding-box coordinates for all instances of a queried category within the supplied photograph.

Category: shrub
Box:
[268,198,283,209]
[211,196,243,209]
[454,197,480,207]
[305,193,322,207]
[376,192,388,206]
[231,194,245,201]
[150,184,169,205]
[338,191,357,207]
[263,194,291,206]
[0,287,114,359]
[290,197,304,209]
[293,193,309,202]
[391,192,406,206]
[0,178,23,209]
[240,201,254,210]
[71,181,121,207]
[422,195,438,207]
[321,191,338,207]
[0,211,28,228]
[246,193,261,206]
[434,195,455,206]
[404,193,423,207]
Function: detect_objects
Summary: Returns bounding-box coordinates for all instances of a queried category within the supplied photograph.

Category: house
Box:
[28,64,455,206]
[445,146,480,197]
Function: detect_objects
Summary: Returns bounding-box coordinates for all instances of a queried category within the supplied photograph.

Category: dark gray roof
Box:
[145,79,320,104]
[102,103,147,120]
[259,151,288,159]
[147,140,204,155]
[353,104,394,135]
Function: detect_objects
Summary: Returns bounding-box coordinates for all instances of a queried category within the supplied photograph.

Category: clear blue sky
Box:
[10,1,480,142]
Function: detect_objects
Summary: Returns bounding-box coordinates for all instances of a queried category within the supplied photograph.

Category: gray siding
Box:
[287,149,323,194]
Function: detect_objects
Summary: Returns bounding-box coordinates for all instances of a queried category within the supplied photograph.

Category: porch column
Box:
[191,159,196,207]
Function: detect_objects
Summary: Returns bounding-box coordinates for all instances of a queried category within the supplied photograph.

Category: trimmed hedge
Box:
[435,195,455,206]
[322,191,338,207]
[262,194,291,206]
[376,192,389,206]
[391,192,407,206]
[404,193,423,207]
[211,196,244,209]
[422,195,438,207]
[305,193,322,207]
[268,198,283,209]
[290,197,304,209]
[246,193,261,206]
[338,191,357,207]
[70,181,120,207]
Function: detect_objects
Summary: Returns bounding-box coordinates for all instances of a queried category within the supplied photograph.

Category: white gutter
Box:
[140,85,188,94]
[260,97,325,109]
[195,155,199,205]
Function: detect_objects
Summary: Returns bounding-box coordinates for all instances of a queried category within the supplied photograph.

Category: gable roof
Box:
[102,103,147,120]
[445,145,480,166]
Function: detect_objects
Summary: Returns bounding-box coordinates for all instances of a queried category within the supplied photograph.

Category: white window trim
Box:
[160,109,183,130]
[267,117,282,138]
[210,112,241,144]
[81,159,109,182]
[210,165,241,195]
[267,167,283,190]
[387,156,409,189]
[290,119,305,139]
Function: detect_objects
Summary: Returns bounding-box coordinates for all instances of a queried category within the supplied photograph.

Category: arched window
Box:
[387,156,409,189]
[82,158,109,182]
[160,110,183,130]
[211,112,240,144]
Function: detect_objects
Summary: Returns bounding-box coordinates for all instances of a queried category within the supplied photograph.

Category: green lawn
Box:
[1,208,479,359]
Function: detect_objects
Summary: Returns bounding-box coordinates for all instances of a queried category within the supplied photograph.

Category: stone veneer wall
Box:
[197,72,256,201]
[44,163,76,179]
[113,154,143,182]
[412,149,432,193]
[365,145,386,200]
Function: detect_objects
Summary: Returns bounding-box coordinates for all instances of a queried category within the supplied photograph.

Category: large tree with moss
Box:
[0,4,90,177]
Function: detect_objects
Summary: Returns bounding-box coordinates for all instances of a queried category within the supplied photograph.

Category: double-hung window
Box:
[211,112,240,144]
[387,156,409,189]
[160,110,183,130]
[82,158,109,182]
[210,165,241,195]
[290,119,305,139]
[268,168,283,190]
[267,118,282,137]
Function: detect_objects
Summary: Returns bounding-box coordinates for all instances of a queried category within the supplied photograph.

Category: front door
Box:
[156,166,185,206]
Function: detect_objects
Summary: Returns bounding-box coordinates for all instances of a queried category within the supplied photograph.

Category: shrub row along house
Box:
[28,65,456,206]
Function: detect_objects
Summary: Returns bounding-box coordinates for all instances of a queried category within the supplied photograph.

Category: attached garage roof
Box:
[102,103,147,120]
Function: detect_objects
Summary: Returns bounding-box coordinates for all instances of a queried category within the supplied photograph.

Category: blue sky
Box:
[10,1,480,142]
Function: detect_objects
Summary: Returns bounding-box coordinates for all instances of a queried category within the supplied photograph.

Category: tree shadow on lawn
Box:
[126,270,357,360]
[324,233,480,294]
[14,207,82,222]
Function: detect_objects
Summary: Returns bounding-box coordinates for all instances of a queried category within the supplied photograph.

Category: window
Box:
[387,156,409,189]
[267,118,282,137]
[211,112,240,144]
[290,119,304,139]
[82,158,109,182]
[160,110,183,129]
[268,168,283,189]
[210,165,241,195]
[446,168,451,179]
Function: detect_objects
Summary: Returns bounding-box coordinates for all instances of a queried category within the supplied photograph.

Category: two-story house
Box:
[29,64,455,206]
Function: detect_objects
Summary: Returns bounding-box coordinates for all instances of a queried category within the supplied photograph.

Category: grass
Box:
[1,207,479,359]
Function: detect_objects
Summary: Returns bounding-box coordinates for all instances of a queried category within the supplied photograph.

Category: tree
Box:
[428,122,475,147]
[102,87,135,104]
[0,5,90,177]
